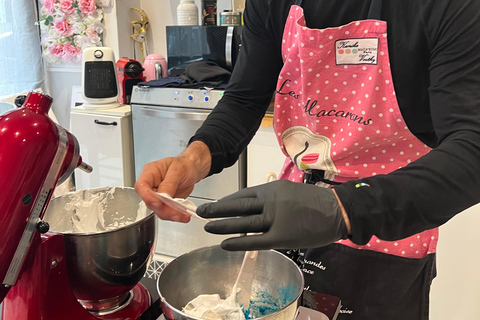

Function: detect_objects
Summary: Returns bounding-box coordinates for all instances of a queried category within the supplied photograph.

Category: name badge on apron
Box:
[335,38,379,65]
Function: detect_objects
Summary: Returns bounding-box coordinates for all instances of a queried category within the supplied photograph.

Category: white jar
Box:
[177,0,199,26]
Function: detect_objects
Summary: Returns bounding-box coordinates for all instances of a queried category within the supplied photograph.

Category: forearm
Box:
[181,140,212,183]
[335,0,480,244]
[335,131,480,244]
[189,0,283,175]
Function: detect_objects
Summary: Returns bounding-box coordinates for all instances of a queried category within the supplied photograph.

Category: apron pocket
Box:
[300,243,435,320]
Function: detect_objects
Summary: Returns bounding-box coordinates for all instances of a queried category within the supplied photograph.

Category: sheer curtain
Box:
[0,0,44,99]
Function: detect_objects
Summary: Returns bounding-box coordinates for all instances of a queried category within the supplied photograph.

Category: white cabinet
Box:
[247,115,286,187]
[70,105,134,190]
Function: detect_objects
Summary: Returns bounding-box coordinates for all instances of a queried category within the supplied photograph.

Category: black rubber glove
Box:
[196,180,348,251]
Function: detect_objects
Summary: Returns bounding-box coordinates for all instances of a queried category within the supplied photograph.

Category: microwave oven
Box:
[166,26,243,76]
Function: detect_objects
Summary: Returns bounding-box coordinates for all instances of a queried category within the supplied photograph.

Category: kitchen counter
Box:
[137,298,162,320]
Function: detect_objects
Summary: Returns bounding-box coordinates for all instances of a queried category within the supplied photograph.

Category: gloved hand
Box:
[196,180,348,251]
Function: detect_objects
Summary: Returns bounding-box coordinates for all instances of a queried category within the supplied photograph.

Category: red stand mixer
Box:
[0,92,155,320]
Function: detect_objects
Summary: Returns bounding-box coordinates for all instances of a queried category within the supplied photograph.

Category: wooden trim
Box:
[261,114,274,127]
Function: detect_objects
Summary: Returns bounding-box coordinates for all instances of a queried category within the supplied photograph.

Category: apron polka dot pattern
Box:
[274,5,438,258]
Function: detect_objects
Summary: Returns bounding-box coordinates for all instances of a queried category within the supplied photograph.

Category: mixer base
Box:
[95,284,152,320]
[2,233,152,320]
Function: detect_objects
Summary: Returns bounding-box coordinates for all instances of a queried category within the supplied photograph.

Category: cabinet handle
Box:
[225,26,234,69]
[140,107,209,121]
[94,119,118,126]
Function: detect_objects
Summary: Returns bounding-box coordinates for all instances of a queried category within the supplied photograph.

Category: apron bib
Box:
[273,1,437,319]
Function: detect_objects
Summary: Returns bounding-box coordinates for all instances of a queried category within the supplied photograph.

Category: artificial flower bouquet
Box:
[39,0,105,63]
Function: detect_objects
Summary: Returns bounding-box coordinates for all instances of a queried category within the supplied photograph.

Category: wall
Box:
[429,204,480,319]
[141,0,233,58]
[45,63,81,128]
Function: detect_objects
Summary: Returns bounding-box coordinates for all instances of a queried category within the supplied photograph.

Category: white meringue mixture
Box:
[44,187,149,234]
[183,285,246,320]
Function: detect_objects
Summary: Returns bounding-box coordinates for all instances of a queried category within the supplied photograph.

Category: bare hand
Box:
[134,141,212,222]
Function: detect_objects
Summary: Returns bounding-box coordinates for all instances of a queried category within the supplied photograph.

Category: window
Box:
[0,0,44,99]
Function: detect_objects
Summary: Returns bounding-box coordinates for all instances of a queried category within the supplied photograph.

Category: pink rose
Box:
[62,43,80,62]
[54,19,73,36]
[59,0,75,15]
[49,44,64,58]
[43,0,56,13]
[85,26,96,39]
[78,0,96,16]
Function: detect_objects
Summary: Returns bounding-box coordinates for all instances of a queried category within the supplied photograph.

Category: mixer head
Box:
[0,91,92,301]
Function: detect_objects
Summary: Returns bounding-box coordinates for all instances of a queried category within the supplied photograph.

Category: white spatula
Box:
[233,248,258,310]
[234,172,277,310]
[152,192,211,221]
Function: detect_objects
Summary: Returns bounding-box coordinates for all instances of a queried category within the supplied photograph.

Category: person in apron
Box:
[195,1,436,319]
[135,0,480,319]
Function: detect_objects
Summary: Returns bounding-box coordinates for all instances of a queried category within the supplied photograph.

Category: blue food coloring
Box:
[242,285,299,319]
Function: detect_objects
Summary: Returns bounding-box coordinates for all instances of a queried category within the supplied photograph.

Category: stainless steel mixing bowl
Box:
[43,187,156,311]
[157,245,304,320]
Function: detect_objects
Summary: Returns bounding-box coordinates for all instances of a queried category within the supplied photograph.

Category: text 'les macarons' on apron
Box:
[273,1,438,319]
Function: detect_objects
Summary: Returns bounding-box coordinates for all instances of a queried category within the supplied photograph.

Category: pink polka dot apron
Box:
[274,1,436,319]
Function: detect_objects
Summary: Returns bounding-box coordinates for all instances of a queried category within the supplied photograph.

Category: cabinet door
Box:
[70,112,134,189]
[247,124,286,187]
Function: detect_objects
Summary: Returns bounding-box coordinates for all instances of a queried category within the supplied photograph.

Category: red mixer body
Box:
[2,233,98,320]
[0,92,81,297]
[0,91,151,320]
[2,232,151,320]
[0,92,86,300]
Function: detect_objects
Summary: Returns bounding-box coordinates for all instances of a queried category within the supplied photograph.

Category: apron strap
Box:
[304,169,342,186]
[293,0,383,20]
[367,0,383,20]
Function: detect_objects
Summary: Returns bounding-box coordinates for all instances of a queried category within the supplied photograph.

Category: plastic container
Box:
[177,0,199,26]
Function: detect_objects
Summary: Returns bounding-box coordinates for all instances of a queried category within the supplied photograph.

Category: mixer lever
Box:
[78,161,93,173]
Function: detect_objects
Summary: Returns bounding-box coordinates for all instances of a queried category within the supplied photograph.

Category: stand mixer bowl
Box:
[42,187,156,314]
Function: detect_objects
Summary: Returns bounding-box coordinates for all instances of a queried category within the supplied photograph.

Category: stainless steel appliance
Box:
[130,86,246,259]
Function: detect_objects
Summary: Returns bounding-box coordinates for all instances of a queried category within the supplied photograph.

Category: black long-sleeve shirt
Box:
[190,0,480,245]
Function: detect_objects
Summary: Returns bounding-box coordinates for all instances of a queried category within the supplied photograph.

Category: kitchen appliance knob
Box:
[35,221,50,234]
[14,95,26,108]
[94,50,103,59]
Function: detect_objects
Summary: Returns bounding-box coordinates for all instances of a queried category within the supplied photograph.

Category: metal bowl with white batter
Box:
[157,245,304,320]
